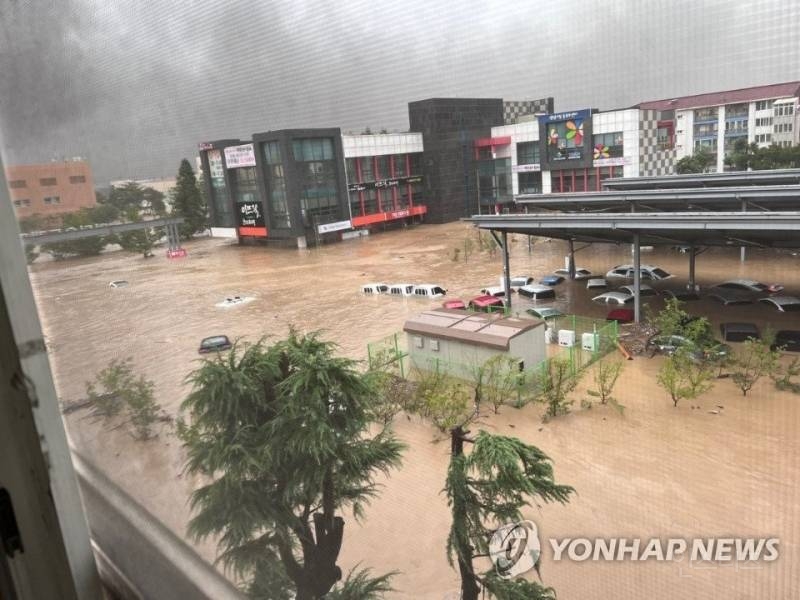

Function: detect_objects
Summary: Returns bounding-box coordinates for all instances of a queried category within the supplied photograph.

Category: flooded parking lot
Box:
[30,221,800,598]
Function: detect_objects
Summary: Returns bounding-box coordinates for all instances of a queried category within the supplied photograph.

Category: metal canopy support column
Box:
[502,231,511,312]
[567,239,576,279]
[633,233,641,324]
[688,245,697,291]
[740,199,747,262]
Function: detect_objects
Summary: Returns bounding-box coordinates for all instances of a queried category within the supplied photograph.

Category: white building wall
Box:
[716,106,726,173]
[591,108,640,177]
[490,122,540,195]
[342,133,424,158]
[675,110,693,160]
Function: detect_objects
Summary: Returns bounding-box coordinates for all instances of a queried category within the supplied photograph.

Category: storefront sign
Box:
[347,174,423,193]
[207,150,224,180]
[513,164,541,173]
[237,201,265,228]
[224,144,256,168]
[592,156,631,167]
[317,220,352,234]
[198,142,213,150]
[545,109,592,123]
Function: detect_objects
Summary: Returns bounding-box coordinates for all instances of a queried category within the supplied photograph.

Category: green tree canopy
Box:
[675,146,716,174]
[179,332,404,600]
[171,158,207,238]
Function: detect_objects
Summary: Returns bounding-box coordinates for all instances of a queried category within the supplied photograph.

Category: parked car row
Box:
[361,283,447,298]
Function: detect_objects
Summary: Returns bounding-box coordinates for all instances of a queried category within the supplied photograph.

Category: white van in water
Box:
[412,284,447,298]
[361,283,389,294]
[388,283,415,296]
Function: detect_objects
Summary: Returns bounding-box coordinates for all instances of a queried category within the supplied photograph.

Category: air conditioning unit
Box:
[582,332,598,352]
[558,330,575,348]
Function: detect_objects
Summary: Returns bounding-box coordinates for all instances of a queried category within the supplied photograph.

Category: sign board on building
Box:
[237,201,265,229]
[513,164,541,173]
[224,144,257,168]
[317,220,352,234]
[198,142,213,150]
[592,156,631,167]
[347,174,423,193]
[207,150,224,180]
[540,108,594,171]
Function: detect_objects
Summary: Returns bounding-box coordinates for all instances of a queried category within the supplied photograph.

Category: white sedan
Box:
[592,291,634,305]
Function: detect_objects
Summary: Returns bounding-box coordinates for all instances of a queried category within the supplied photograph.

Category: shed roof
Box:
[403,309,543,350]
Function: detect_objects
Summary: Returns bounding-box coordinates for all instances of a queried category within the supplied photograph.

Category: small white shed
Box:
[403,308,546,380]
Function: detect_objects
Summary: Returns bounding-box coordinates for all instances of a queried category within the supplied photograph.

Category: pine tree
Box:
[179,332,404,599]
[446,428,574,600]
[171,158,207,239]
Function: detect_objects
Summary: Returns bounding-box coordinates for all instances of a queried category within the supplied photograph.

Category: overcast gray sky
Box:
[1,0,799,183]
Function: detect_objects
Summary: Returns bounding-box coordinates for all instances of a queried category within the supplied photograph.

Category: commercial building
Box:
[6,159,95,219]
[198,82,800,245]
[639,81,800,173]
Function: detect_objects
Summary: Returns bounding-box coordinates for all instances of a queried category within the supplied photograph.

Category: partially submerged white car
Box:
[606,264,672,280]
[412,284,447,298]
[592,291,634,305]
[712,279,783,294]
[517,284,555,300]
[618,284,657,297]
[361,283,389,294]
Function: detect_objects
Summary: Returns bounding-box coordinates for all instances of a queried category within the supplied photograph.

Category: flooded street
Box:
[30,221,800,598]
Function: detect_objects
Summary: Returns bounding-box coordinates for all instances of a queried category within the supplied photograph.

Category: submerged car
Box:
[707,288,757,305]
[199,335,233,354]
[480,286,511,298]
[586,278,608,290]
[592,291,634,305]
[526,307,564,320]
[517,284,556,300]
[618,284,657,297]
[108,280,129,288]
[646,334,730,362]
[361,283,389,294]
[412,284,447,298]
[606,264,672,280]
[388,283,415,296]
[468,295,505,313]
[757,296,800,312]
[772,330,800,352]
[712,279,783,294]
[539,275,565,286]
[606,308,635,323]
[554,267,592,280]
[442,299,467,310]
[498,275,535,289]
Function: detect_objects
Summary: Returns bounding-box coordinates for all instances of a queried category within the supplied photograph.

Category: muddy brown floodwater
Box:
[30,221,800,599]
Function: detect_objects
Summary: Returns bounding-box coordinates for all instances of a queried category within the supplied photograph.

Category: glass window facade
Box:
[293,137,340,227]
[232,167,258,204]
[394,154,408,177]
[262,141,291,230]
[519,171,541,194]
[207,149,234,227]
[292,138,334,161]
[592,132,624,157]
[477,158,512,206]
[516,142,540,164]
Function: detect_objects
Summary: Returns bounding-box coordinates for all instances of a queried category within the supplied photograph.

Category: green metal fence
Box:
[366,332,407,378]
